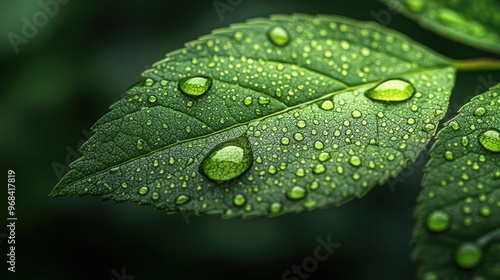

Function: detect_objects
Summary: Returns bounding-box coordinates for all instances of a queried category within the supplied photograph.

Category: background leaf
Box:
[51,14,455,218]
[381,0,500,54]
[413,84,500,279]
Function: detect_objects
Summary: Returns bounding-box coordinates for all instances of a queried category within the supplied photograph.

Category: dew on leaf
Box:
[478,129,500,152]
[426,210,450,232]
[365,79,415,102]
[268,26,290,46]
[474,107,486,117]
[199,136,253,182]
[269,202,283,214]
[138,186,149,195]
[178,76,212,97]
[286,186,307,200]
[175,195,190,205]
[233,194,247,206]
[136,139,145,150]
[404,0,425,12]
[148,96,157,103]
[454,242,483,269]
[349,155,362,167]
[321,100,334,110]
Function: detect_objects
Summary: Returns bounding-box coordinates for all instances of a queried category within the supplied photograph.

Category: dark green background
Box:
[1,0,499,279]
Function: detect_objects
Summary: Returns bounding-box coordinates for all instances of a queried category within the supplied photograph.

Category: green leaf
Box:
[381,0,500,54]
[413,84,500,279]
[51,15,455,218]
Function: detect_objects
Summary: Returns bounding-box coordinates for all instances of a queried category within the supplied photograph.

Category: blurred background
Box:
[1,0,499,279]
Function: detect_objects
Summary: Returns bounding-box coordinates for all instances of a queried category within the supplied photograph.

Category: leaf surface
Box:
[413,84,500,279]
[51,15,455,218]
[381,0,500,54]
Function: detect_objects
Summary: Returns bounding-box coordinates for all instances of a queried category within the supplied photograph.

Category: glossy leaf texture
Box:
[413,84,500,279]
[381,0,500,54]
[50,15,455,218]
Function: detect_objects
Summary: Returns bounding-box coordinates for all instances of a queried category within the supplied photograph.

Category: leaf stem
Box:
[453,58,500,71]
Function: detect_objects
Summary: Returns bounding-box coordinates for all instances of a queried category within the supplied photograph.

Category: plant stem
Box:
[454,58,500,71]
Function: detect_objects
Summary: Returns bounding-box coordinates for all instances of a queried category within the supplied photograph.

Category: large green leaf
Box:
[413,84,500,279]
[381,0,500,54]
[50,15,455,218]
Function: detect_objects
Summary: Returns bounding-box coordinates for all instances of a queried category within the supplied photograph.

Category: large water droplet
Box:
[455,242,483,269]
[200,136,253,182]
[365,79,415,102]
[268,26,290,47]
[479,129,500,152]
[286,186,307,200]
[426,210,450,232]
[178,76,212,97]
[138,186,149,195]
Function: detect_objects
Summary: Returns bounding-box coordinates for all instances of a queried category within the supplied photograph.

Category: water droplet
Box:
[233,194,247,206]
[449,121,459,130]
[294,133,304,141]
[474,107,486,117]
[144,78,155,87]
[314,141,324,150]
[199,137,253,182]
[365,79,415,102]
[175,195,190,205]
[136,139,145,150]
[480,206,491,216]
[269,202,283,214]
[404,0,425,12]
[479,129,500,152]
[321,100,334,110]
[349,155,362,167]
[233,31,244,42]
[268,26,290,47]
[281,137,290,145]
[296,120,306,128]
[286,186,307,200]
[444,151,454,161]
[313,164,326,174]
[295,168,305,177]
[148,96,157,103]
[461,136,469,147]
[426,210,450,232]
[151,192,160,200]
[178,76,212,97]
[138,186,149,195]
[318,152,331,162]
[438,8,467,27]
[423,124,435,132]
[455,242,483,269]
[244,96,253,105]
[351,110,362,118]
[258,96,270,105]
[109,167,120,174]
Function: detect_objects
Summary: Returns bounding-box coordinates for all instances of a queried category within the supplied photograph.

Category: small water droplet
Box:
[480,206,491,216]
[136,139,145,150]
[455,242,483,269]
[449,121,459,130]
[281,137,290,145]
[479,129,500,152]
[233,194,247,206]
[244,96,253,105]
[365,79,415,102]
[294,133,304,141]
[286,186,307,200]
[313,164,326,174]
[268,26,290,47]
[151,192,160,200]
[148,96,157,103]
[318,152,331,162]
[144,78,155,87]
[109,167,120,174]
[351,110,362,118]
[444,151,454,161]
[178,76,212,97]
[314,141,324,150]
[349,155,362,167]
[426,210,450,232]
[199,137,253,182]
[258,96,270,105]
[138,186,149,195]
[269,202,283,214]
[423,124,435,132]
[461,136,469,147]
[321,100,334,111]
[474,107,486,117]
[175,195,190,205]
[233,31,244,42]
